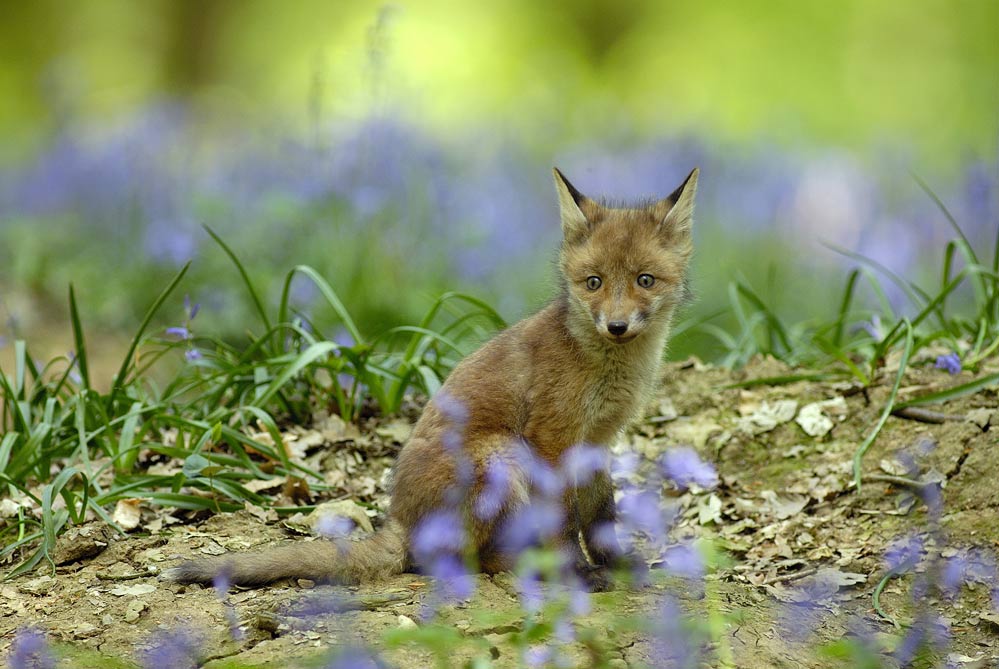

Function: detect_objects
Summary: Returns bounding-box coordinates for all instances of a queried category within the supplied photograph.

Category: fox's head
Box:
[553,167,698,345]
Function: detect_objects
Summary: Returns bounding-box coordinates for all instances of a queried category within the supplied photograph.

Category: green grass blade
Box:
[107,262,190,411]
[279,265,363,345]
[204,224,273,334]
[895,372,999,409]
[68,284,91,391]
[853,320,913,491]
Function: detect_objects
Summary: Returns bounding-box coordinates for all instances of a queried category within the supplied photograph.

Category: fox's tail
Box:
[165,519,408,586]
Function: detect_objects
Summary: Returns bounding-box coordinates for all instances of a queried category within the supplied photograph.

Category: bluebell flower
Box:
[618,490,666,541]
[185,348,203,362]
[166,326,191,339]
[884,535,923,572]
[935,352,961,375]
[560,444,609,486]
[499,500,564,553]
[659,447,718,490]
[474,457,512,520]
[325,645,382,669]
[660,541,704,580]
[142,628,200,669]
[411,510,466,562]
[9,627,54,669]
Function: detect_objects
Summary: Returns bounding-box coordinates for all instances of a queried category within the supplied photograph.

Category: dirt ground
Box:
[2,354,998,668]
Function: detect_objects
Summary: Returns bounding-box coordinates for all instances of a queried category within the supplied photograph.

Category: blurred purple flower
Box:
[433,390,468,425]
[425,553,475,601]
[884,535,924,572]
[659,447,718,490]
[517,569,545,613]
[316,515,355,539]
[611,451,640,478]
[935,353,961,375]
[524,645,554,667]
[142,628,200,669]
[499,500,564,553]
[560,444,608,485]
[660,541,704,580]
[9,627,54,669]
[166,326,191,339]
[185,348,203,362]
[183,294,200,320]
[475,458,512,520]
[618,490,666,541]
[325,645,382,669]
[650,595,699,669]
[412,510,466,565]
[894,613,950,666]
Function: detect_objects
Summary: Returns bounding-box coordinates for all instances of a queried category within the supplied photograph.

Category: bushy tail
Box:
[165,519,407,586]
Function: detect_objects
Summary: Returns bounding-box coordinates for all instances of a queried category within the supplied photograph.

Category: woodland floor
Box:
[2,354,998,668]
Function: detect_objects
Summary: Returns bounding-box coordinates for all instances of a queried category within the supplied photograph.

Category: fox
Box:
[167,166,698,591]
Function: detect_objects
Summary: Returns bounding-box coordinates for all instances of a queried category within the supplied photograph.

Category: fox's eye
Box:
[585,276,602,291]
[637,273,655,288]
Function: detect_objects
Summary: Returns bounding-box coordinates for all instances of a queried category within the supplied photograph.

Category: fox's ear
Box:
[656,167,699,235]
[553,167,591,242]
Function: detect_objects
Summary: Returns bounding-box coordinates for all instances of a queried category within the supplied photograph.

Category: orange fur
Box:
[167,166,698,589]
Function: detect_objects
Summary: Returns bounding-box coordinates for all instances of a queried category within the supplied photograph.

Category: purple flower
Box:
[560,444,608,485]
[894,613,950,666]
[660,447,718,490]
[517,569,545,613]
[935,352,961,375]
[184,294,201,320]
[185,348,203,362]
[660,541,703,580]
[433,390,468,425]
[884,535,923,572]
[475,458,512,520]
[142,628,200,669]
[325,646,381,669]
[9,627,54,669]
[316,515,355,539]
[411,510,466,564]
[618,490,666,541]
[499,500,564,553]
[166,326,191,339]
[425,553,475,601]
[650,595,700,669]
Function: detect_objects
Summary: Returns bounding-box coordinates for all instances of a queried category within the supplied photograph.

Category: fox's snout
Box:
[607,321,628,336]
[596,310,644,343]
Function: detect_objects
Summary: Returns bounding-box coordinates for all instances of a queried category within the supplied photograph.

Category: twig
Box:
[890,406,960,423]
[96,569,157,581]
[861,474,938,492]
[759,567,819,586]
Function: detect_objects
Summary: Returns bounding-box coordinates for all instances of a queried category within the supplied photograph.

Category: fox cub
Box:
[169,166,698,590]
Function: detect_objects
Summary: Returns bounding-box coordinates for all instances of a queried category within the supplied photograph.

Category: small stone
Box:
[397,615,418,629]
[297,579,315,589]
[18,576,56,596]
[124,609,141,623]
[101,614,114,626]
[109,583,156,597]
[73,622,99,639]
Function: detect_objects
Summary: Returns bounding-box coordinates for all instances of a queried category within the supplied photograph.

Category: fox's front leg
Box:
[576,470,622,566]
[578,471,648,583]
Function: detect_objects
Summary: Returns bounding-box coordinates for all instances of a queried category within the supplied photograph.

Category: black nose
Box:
[607,321,628,336]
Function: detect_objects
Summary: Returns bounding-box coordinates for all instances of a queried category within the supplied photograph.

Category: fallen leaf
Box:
[112,499,143,531]
[109,583,156,597]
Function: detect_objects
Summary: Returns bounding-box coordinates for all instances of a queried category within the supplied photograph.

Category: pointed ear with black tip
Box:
[655,167,699,236]
[553,167,591,243]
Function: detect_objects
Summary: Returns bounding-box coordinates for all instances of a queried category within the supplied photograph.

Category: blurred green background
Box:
[1,0,996,378]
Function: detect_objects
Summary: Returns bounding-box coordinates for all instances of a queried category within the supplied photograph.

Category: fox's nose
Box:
[607,321,629,336]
